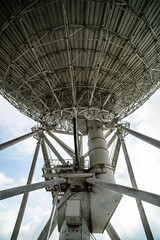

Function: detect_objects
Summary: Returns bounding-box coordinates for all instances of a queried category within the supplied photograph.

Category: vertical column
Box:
[88,120,113,177]
[88,120,122,233]
[73,116,80,168]
[118,130,154,240]
[11,136,41,240]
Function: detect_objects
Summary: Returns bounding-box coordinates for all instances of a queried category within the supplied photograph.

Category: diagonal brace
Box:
[0,179,66,200]
[44,134,67,165]
[47,131,75,159]
[87,178,160,207]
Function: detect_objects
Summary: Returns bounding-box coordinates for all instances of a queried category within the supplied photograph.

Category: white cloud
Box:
[0,96,35,139]
[0,172,14,189]
[0,89,160,240]
[0,208,19,239]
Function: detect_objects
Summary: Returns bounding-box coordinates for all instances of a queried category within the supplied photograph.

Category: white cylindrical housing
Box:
[88,120,122,233]
[88,120,115,182]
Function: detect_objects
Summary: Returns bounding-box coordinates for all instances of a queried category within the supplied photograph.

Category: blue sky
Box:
[0,90,160,240]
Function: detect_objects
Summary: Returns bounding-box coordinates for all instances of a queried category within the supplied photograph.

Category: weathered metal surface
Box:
[65,200,81,226]
[87,120,122,232]
[0,178,66,200]
[0,131,37,151]
[0,0,160,128]
[106,222,121,240]
[58,191,91,232]
[11,138,41,240]
[87,178,160,207]
[122,126,160,149]
[119,133,154,240]
[59,219,90,240]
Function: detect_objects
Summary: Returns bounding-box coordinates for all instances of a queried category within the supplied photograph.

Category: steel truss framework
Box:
[0,0,160,130]
[0,0,160,239]
[0,122,160,239]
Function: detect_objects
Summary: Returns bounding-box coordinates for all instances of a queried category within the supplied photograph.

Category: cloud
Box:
[0,207,19,239]
[0,172,14,189]
[0,96,35,139]
[1,89,160,240]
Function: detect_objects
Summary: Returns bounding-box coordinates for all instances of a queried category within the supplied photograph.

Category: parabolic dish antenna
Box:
[0,0,160,240]
[0,0,160,130]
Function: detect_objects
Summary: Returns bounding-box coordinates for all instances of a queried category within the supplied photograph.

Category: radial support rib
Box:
[86,178,160,207]
[44,135,67,165]
[0,179,66,200]
[0,131,37,151]
[47,131,75,159]
[119,133,154,240]
[106,222,121,240]
[11,137,41,240]
[122,126,160,149]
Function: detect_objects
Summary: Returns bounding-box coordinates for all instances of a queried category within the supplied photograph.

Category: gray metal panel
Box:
[66,200,81,225]
[0,0,160,128]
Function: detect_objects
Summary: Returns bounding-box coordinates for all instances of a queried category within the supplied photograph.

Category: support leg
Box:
[11,137,41,240]
[119,133,154,240]
[122,126,160,149]
[106,222,121,240]
[0,179,66,200]
[87,178,160,207]
[0,131,36,151]
[47,192,59,240]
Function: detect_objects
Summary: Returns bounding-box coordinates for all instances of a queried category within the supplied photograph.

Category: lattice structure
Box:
[0,1,160,240]
[0,0,160,130]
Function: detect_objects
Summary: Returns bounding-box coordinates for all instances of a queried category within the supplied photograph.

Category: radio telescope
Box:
[0,0,160,239]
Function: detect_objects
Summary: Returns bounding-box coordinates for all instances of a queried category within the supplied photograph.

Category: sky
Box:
[0,90,160,240]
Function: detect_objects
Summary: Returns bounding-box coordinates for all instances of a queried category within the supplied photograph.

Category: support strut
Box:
[0,179,66,200]
[106,222,121,240]
[47,192,59,240]
[119,133,154,240]
[11,137,41,240]
[0,131,37,151]
[122,126,160,149]
[87,178,160,207]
